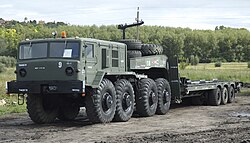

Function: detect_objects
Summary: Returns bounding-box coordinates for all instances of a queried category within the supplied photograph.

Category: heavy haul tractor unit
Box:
[6,32,239,124]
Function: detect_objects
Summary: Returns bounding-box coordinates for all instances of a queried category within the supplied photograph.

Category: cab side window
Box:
[112,50,119,67]
[102,49,107,69]
[85,44,94,58]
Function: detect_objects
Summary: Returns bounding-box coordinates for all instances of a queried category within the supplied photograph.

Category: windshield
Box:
[19,41,80,60]
[50,42,79,58]
[19,43,47,59]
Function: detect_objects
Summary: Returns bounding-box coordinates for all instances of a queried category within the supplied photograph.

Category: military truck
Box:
[6,31,239,124]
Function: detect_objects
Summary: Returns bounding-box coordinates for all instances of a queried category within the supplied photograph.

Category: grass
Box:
[180,62,250,82]
[0,104,26,116]
[0,68,26,116]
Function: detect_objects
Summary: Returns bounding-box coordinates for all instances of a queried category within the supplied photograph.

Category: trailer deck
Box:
[182,78,236,94]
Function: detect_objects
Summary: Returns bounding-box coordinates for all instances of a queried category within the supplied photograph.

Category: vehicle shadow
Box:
[0,110,93,128]
[48,114,93,127]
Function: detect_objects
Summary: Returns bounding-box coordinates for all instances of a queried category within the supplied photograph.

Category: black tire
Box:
[228,86,235,103]
[118,39,142,50]
[26,94,58,124]
[141,44,163,56]
[136,78,158,117]
[208,87,221,106]
[221,87,228,105]
[85,78,116,123]
[113,79,135,122]
[127,50,142,58]
[155,78,171,115]
[58,102,80,121]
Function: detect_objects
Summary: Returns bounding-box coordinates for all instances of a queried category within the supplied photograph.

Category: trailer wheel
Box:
[26,94,58,124]
[58,102,80,121]
[228,86,235,103]
[208,87,221,106]
[127,50,142,58]
[221,87,228,105]
[155,78,171,115]
[118,39,142,50]
[85,78,116,123]
[113,79,135,122]
[141,44,163,56]
[136,78,158,117]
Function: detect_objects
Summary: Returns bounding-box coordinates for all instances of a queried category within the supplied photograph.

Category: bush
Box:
[186,58,190,64]
[9,57,16,67]
[0,56,16,67]
[179,62,188,70]
[215,62,222,67]
[0,63,7,73]
[194,55,199,65]
[190,55,199,65]
[248,62,250,68]
[0,56,10,67]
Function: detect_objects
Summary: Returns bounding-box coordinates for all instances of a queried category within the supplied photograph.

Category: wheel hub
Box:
[224,92,227,99]
[231,90,234,98]
[217,92,220,100]
[163,90,170,103]
[103,93,113,111]
[124,93,132,108]
[149,91,157,106]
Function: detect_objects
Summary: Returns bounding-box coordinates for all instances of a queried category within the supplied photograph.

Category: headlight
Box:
[65,67,74,76]
[19,69,27,77]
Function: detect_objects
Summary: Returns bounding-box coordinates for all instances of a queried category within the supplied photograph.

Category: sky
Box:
[0,0,250,30]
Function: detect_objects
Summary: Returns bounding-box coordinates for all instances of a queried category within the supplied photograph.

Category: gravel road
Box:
[0,93,249,143]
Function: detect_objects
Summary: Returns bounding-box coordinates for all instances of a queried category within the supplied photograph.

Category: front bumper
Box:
[7,80,84,94]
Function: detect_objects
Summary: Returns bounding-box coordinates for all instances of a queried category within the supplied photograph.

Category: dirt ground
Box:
[0,93,250,143]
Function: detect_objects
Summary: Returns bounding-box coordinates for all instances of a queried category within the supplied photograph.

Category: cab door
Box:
[82,43,97,85]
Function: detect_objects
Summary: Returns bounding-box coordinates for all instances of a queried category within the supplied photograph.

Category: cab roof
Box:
[20,38,126,47]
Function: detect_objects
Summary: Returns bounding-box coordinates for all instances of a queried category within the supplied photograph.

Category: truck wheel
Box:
[26,94,58,124]
[127,50,142,58]
[113,79,135,122]
[141,44,163,56]
[221,87,228,105]
[58,102,80,121]
[228,86,235,103]
[85,78,116,123]
[208,87,221,106]
[136,78,158,117]
[155,78,171,115]
[118,39,142,50]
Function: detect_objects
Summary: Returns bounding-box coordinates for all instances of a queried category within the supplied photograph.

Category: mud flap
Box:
[168,57,181,102]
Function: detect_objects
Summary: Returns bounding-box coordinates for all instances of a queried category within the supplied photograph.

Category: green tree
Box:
[161,32,184,58]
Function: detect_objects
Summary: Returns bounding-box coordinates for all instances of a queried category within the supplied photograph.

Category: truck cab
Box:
[7,37,137,124]
[7,38,127,94]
